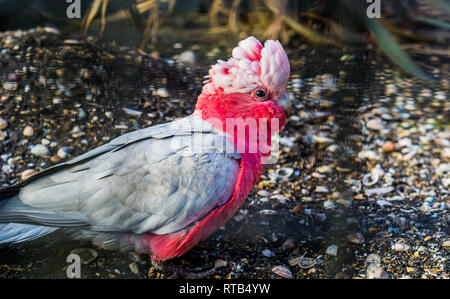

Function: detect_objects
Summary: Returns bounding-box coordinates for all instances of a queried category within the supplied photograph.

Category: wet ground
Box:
[0,27,448,279]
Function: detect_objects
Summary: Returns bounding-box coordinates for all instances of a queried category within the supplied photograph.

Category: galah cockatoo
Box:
[0,36,290,263]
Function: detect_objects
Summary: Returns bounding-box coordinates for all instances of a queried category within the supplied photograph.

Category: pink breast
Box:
[143,153,263,263]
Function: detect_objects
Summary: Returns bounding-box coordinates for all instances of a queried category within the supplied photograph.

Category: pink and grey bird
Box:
[0,37,290,263]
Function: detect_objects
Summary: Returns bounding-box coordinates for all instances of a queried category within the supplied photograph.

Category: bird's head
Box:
[195,36,290,141]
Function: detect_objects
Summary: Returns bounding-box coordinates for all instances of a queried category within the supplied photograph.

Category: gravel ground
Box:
[0,27,448,279]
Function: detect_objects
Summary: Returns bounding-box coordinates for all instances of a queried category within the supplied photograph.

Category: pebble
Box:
[23,126,34,136]
[31,144,49,157]
[366,254,381,265]
[129,262,139,275]
[105,111,114,119]
[176,50,196,65]
[382,141,395,152]
[257,190,270,197]
[325,244,338,256]
[214,259,227,268]
[366,118,384,131]
[57,147,70,159]
[358,150,379,160]
[262,249,274,258]
[156,88,169,98]
[0,118,8,130]
[271,265,293,279]
[52,97,62,104]
[315,186,329,193]
[21,169,37,180]
[323,200,336,209]
[367,264,390,279]
[392,242,410,252]
[346,232,364,244]
[3,81,18,91]
[50,155,61,163]
[122,107,143,117]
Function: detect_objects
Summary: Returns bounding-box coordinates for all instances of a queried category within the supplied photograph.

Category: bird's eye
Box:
[255,89,266,98]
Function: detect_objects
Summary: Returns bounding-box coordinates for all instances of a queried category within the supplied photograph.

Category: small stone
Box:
[57,147,70,159]
[52,97,63,104]
[122,107,143,117]
[257,190,270,197]
[50,155,61,163]
[441,148,450,160]
[71,126,84,138]
[78,109,87,119]
[323,200,336,209]
[31,144,49,157]
[442,240,450,247]
[81,68,90,79]
[129,262,139,275]
[315,186,329,193]
[0,131,7,141]
[105,111,114,119]
[262,249,274,258]
[366,118,384,131]
[292,205,304,214]
[366,254,381,265]
[214,259,227,268]
[23,126,34,136]
[358,150,379,160]
[382,141,395,153]
[325,245,338,256]
[271,265,293,279]
[392,242,410,252]
[176,50,196,65]
[316,165,332,173]
[0,118,8,130]
[21,169,37,180]
[312,136,334,144]
[156,88,169,98]
[353,194,365,201]
[367,264,390,279]
[3,82,18,91]
[325,244,339,256]
[346,232,364,244]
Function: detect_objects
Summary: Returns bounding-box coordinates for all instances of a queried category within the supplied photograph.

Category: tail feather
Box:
[0,223,57,244]
[0,193,59,244]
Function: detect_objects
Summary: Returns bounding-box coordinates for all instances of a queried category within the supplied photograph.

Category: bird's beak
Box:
[277,92,292,111]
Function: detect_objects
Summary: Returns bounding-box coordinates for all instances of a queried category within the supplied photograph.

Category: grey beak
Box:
[278,92,292,111]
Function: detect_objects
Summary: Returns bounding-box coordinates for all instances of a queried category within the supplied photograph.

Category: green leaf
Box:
[416,17,450,29]
[364,18,434,84]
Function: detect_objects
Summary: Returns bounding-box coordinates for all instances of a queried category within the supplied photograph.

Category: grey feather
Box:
[0,115,241,238]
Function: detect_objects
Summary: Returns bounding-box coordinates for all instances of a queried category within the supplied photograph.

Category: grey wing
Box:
[1,115,241,235]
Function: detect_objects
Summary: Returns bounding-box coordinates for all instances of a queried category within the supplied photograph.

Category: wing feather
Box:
[1,115,241,236]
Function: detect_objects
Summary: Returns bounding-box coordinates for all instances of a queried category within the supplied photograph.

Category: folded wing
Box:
[0,115,240,235]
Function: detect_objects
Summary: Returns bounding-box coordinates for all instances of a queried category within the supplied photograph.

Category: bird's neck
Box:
[194,91,286,158]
